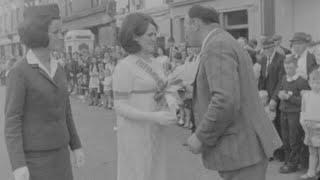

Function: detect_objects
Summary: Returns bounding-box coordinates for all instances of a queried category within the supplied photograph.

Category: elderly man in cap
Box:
[185,5,282,180]
[5,4,85,180]
[291,32,318,79]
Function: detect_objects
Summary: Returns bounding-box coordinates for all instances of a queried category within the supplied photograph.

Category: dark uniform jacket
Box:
[5,58,82,171]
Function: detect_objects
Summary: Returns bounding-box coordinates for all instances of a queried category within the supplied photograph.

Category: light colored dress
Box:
[301,91,320,147]
[112,55,167,180]
[103,63,115,92]
[89,65,100,89]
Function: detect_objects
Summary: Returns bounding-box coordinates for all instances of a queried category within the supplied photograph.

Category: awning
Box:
[62,13,113,31]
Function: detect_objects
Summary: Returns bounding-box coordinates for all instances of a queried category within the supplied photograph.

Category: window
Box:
[91,0,100,8]
[69,0,72,14]
[0,16,2,33]
[16,8,20,25]
[222,10,248,39]
[179,18,185,42]
[11,10,14,31]
[65,0,68,16]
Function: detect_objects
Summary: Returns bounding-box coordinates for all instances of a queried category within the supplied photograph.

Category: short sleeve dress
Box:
[301,91,320,147]
[112,55,167,180]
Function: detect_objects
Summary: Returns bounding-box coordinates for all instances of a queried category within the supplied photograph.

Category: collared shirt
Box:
[296,50,308,79]
[286,74,300,82]
[189,28,217,84]
[201,28,218,51]
[26,50,58,79]
[266,50,276,76]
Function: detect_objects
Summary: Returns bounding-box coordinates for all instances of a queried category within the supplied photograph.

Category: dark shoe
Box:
[274,148,285,162]
[279,165,298,174]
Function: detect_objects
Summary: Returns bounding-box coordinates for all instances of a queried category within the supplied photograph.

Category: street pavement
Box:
[0,86,313,180]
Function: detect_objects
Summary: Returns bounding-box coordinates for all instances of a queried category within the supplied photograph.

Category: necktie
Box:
[266,56,271,76]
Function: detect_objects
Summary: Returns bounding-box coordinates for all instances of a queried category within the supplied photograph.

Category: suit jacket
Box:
[5,59,82,171]
[305,52,318,76]
[192,27,282,171]
[258,52,285,100]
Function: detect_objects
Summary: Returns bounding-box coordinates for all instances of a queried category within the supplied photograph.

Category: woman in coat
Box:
[5,4,85,180]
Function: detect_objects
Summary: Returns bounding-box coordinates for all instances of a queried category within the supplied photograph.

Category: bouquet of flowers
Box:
[154,64,186,115]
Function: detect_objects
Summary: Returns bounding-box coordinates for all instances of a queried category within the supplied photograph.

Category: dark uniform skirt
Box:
[25,146,73,180]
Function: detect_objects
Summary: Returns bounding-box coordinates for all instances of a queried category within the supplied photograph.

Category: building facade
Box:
[62,0,117,48]
[0,0,116,59]
[275,0,320,47]
[0,0,25,59]
[114,0,276,47]
[168,0,276,43]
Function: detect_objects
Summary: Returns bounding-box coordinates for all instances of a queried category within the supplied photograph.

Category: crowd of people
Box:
[238,32,320,179]
[3,3,320,180]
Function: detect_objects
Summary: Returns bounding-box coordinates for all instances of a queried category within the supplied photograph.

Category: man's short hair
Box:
[188,5,219,24]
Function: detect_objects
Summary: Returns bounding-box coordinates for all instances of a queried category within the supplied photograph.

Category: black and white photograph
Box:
[1,0,320,180]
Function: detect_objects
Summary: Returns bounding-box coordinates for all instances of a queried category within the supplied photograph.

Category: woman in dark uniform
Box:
[4,4,85,180]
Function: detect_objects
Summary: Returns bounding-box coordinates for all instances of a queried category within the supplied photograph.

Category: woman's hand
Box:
[153,111,177,126]
[13,166,29,180]
[73,148,85,168]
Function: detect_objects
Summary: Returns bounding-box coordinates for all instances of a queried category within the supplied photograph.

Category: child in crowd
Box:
[103,58,116,109]
[271,55,310,174]
[300,69,320,179]
[98,62,105,106]
[78,73,88,102]
[177,85,194,130]
[88,56,100,106]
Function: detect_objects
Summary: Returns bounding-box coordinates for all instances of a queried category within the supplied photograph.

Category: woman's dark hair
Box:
[119,13,158,54]
[18,16,57,49]
[188,5,219,24]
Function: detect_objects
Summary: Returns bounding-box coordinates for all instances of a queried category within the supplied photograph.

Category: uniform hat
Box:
[18,4,60,49]
[262,37,275,49]
[290,32,312,43]
[24,4,60,20]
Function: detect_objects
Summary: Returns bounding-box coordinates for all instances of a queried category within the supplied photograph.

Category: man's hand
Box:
[73,148,85,168]
[278,90,287,100]
[13,166,29,180]
[187,133,203,154]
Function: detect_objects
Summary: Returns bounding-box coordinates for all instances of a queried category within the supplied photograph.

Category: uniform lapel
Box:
[29,62,58,88]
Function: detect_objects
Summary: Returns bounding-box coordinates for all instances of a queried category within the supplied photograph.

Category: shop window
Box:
[222,10,248,39]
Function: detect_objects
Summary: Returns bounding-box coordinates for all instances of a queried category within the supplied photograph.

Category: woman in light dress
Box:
[112,13,177,180]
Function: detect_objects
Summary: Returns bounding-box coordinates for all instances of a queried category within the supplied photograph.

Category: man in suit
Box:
[185,5,282,180]
[258,38,286,161]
